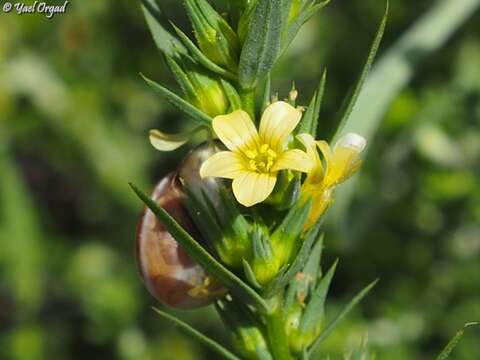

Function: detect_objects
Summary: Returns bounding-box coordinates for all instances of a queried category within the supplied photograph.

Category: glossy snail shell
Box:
[136,172,224,309]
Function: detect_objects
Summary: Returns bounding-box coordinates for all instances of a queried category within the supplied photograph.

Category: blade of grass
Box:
[435,322,479,360]
[153,308,242,360]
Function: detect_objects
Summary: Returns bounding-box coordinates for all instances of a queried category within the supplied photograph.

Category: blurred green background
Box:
[1,0,479,359]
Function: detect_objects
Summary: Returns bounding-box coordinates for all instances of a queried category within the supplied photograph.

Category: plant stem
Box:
[265,296,292,360]
[240,87,256,120]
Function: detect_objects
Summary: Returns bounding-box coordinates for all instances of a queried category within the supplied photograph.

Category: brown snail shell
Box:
[136,172,224,309]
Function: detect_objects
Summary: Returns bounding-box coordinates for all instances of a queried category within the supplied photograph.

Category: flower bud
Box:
[166,56,230,117]
[136,172,224,309]
[185,0,241,72]
[217,299,272,360]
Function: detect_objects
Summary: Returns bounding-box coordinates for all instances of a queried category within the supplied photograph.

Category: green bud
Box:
[249,225,281,285]
[166,56,229,117]
[185,0,241,72]
[285,303,321,354]
[217,299,273,360]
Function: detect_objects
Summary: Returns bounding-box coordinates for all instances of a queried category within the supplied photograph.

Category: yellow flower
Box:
[200,101,313,207]
[299,132,367,228]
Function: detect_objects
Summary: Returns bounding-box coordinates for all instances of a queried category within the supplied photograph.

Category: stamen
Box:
[245,143,278,173]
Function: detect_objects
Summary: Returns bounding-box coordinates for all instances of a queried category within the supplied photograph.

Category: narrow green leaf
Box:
[285,234,324,310]
[171,23,237,81]
[129,183,270,314]
[140,0,187,56]
[298,68,326,136]
[331,1,388,142]
[284,0,330,50]
[239,0,283,89]
[243,259,263,289]
[300,259,338,333]
[435,322,479,360]
[261,73,272,112]
[308,279,379,355]
[164,55,198,99]
[141,73,212,125]
[221,79,243,111]
[153,307,241,360]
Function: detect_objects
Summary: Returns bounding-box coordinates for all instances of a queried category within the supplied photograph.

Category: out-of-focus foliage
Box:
[0,0,479,359]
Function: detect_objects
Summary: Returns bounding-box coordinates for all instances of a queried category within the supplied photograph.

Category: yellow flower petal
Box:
[271,149,312,173]
[149,128,194,151]
[319,133,366,188]
[212,110,259,152]
[297,133,324,183]
[232,171,277,207]
[259,101,302,150]
[304,189,333,229]
[200,151,245,179]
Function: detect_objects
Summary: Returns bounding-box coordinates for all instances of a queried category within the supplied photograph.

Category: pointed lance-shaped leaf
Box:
[297,68,327,137]
[239,0,283,89]
[220,79,242,111]
[330,1,388,143]
[140,0,187,57]
[283,0,330,52]
[284,233,324,309]
[299,259,338,334]
[307,279,379,356]
[153,308,241,360]
[129,183,270,313]
[261,73,272,112]
[243,259,263,289]
[141,74,213,126]
[171,22,237,81]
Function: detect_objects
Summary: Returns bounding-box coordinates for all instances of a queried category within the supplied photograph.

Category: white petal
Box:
[335,133,367,152]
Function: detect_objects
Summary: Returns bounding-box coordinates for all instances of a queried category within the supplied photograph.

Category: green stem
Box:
[265,297,292,360]
[240,87,256,120]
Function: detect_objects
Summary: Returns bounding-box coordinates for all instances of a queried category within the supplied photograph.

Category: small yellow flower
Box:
[200,101,313,207]
[299,132,367,228]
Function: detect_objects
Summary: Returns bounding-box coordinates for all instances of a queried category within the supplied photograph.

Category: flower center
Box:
[245,144,278,173]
